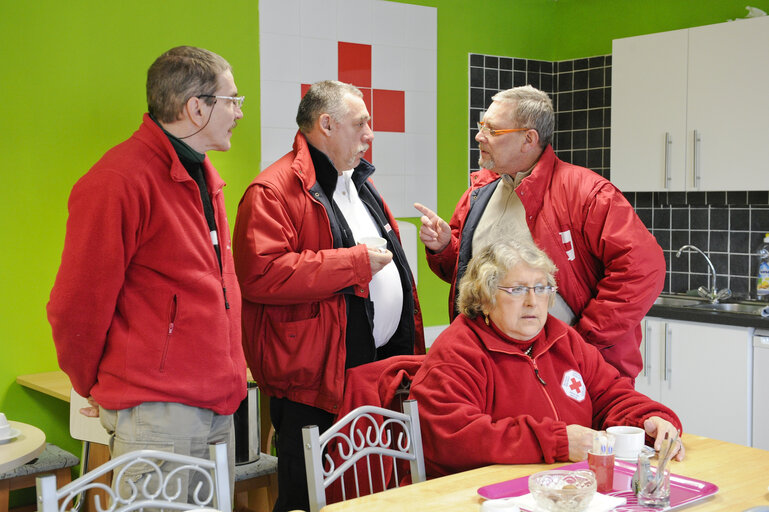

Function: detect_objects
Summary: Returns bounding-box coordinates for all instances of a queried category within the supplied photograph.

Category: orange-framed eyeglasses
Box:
[476,121,529,137]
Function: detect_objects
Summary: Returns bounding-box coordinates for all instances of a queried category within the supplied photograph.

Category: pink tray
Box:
[478,460,718,511]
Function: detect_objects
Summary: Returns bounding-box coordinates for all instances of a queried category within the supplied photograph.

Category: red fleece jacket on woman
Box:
[409,314,681,478]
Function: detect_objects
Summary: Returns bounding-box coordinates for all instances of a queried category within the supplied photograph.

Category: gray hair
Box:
[491,85,554,148]
[147,46,232,123]
[296,80,363,133]
[457,239,557,318]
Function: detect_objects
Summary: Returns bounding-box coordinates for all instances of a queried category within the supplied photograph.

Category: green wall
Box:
[0,0,765,493]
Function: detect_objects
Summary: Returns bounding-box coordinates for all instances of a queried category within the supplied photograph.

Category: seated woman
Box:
[409,240,684,477]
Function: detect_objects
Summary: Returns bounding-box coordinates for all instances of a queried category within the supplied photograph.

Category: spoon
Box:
[645,431,679,495]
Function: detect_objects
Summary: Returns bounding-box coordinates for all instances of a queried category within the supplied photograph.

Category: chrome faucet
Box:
[675,244,732,303]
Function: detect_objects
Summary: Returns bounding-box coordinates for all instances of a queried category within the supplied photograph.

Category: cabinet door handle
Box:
[693,129,701,189]
[664,132,672,189]
[664,324,672,384]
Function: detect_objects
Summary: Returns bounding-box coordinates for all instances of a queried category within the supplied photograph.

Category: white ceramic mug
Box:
[359,236,387,252]
[607,425,645,460]
[0,413,10,437]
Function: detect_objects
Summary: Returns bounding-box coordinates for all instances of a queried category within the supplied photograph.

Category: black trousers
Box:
[270,397,335,512]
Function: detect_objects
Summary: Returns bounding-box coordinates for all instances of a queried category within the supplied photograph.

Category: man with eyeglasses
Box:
[415,85,665,381]
[233,80,425,512]
[48,46,247,502]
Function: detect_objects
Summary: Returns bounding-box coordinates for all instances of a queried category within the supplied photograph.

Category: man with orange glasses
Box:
[415,85,665,381]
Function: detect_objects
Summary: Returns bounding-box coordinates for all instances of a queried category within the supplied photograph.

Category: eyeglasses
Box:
[477,121,528,137]
[198,95,245,109]
[498,285,555,298]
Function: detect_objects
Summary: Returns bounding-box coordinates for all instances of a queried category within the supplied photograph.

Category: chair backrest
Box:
[36,443,231,512]
[302,399,425,512]
[69,389,110,445]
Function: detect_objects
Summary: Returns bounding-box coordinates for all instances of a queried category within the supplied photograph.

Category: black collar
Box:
[149,113,205,167]
[307,143,338,201]
[307,143,376,201]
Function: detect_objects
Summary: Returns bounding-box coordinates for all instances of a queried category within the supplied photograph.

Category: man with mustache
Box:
[233,80,424,512]
[48,46,247,502]
[415,85,665,381]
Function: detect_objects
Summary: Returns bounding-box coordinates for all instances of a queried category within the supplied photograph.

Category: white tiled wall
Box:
[259,0,437,217]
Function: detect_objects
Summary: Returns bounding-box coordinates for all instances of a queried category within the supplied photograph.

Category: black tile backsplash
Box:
[629,199,769,299]
[469,52,769,299]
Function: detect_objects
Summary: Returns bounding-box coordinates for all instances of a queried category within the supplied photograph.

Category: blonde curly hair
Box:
[457,239,557,318]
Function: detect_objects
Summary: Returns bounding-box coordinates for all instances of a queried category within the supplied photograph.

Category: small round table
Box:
[0,421,46,474]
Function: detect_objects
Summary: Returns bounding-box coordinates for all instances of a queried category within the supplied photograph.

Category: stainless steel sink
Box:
[653,295,706,307]
[685,302,767,315]
[653,294,768,316]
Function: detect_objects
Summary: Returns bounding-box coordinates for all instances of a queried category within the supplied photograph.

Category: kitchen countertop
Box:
[648,296,769,329]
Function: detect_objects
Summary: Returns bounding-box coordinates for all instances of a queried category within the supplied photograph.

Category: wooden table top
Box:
[321,434,769,511]
[0,421,47,474]
[16,370,71,402]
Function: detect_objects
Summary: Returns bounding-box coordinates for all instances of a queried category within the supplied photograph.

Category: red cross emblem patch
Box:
[561,369,586,402]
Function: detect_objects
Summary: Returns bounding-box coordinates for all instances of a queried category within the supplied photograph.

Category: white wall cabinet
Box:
[611,17,769,191]
[637,317,752,446]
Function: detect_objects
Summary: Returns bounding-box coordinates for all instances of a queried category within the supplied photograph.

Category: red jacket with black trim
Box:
[409,314,681,478]
[233,131,425,414]
[426,145,665,378]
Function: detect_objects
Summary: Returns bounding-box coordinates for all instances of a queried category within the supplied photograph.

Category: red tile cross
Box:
[302,42,405,163]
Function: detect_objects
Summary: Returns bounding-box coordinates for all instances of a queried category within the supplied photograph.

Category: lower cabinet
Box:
[636,317,752,446]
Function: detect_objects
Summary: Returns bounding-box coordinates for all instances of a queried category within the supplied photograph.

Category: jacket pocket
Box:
[261,304,330,389]
[159,294,178,372]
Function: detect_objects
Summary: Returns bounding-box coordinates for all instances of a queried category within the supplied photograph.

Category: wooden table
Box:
[0,421,46,474]
[16,371,71,403]
[321,434,769,511]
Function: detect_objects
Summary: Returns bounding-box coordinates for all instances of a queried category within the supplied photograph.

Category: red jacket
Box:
[409,314,682,478]
[47,114,247,415]
[426,145,665,378]
[233,131,425,414]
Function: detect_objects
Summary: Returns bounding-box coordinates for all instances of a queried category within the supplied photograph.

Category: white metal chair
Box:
[36,443,230,512]
[302,399,425,512]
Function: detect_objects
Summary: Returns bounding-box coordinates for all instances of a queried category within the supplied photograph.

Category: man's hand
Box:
[79,395,100,418]
[368,248,393,276]
[414,203,451,253]
[566,424,597,461]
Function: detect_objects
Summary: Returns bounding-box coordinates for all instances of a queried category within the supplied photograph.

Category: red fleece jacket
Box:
[47,114,246,415]
[409,314,681,478]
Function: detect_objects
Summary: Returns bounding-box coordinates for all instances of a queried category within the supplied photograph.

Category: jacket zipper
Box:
[160,294,178,372]
[531,357,560,422]
[190,173,229,312]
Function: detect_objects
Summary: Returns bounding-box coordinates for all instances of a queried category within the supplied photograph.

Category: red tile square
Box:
[338,42,371,88]
[372,89,405,132]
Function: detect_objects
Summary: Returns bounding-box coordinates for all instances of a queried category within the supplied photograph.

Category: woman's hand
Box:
[566,424,597,461]
[644,416,685,461]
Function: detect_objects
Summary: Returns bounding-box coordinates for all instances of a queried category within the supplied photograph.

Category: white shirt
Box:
[333,170,403,347]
